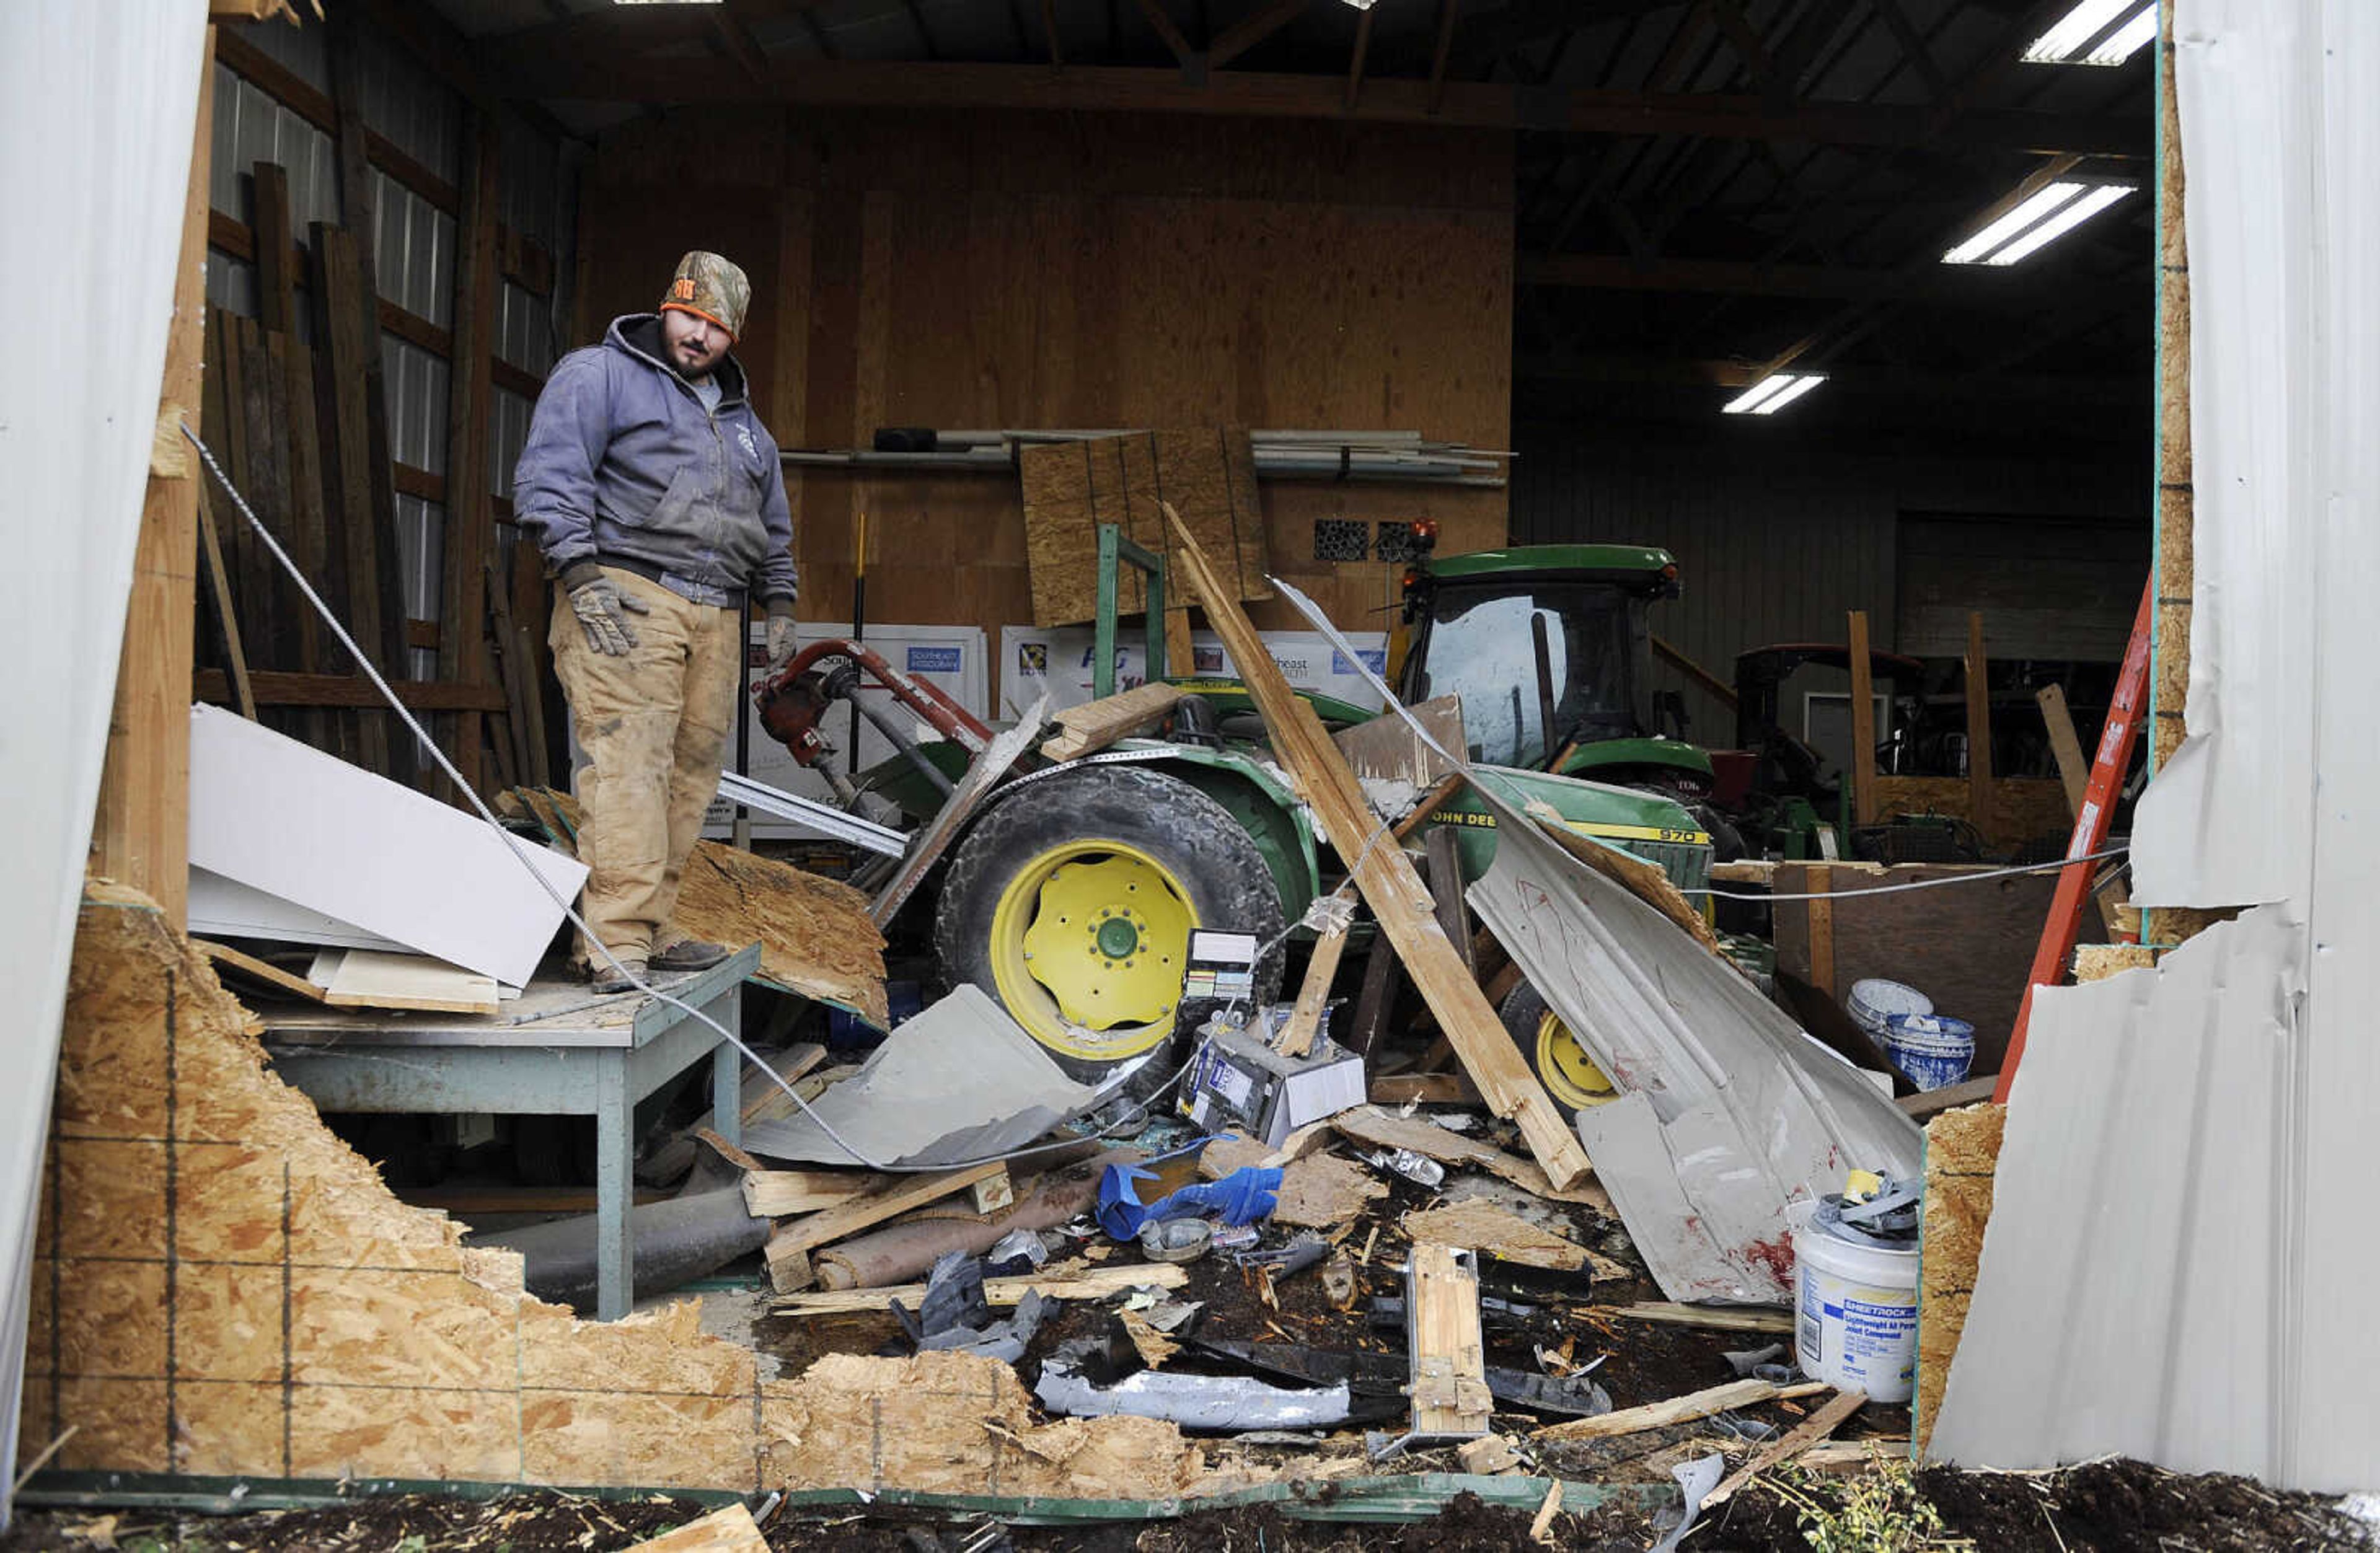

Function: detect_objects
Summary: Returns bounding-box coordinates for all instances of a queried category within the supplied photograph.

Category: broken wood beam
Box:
[770,1260,1187,1314]
[1275,914,1350,1058]
[764,1159,1012,1291]
[1589,1301,1796,1334]
[1039,681,1185,761]
[743,1168,884,1218]
[1703,1388,1867,1507]
[1161,503,1592,1192]
[1532,1377,1831,1441]
[1408,1242,1492,1440]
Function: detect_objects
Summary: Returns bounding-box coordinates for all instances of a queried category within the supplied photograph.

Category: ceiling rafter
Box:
[1427,0,1464,115]
[1344,3,1373,110]
[1867,0,1947,100]
[1208,0,1311,71]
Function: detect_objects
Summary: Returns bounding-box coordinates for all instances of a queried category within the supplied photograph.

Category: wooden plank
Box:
[1965,610,1993,842]
[1038,681,1184,760]
[744,1168,884,1218]
[1807,863,1833,999]
[195,669,509,712]
[2038,682,2132,936]
[307,222,395,772]
[440,105,501,801]
[1532,1378,1831,1442]
[1407,1243,1492,1439]
[1343,928,1403,1060]
[196,938,328,1003]
[770,1260,1188,1314]
[92,30,213,925]
[511,539,553,786]
[1703,1389,1867,1507]
[628,1502,770,1553]
[1163,504,1591,1192]
[1846,610,1875,827]
[193,485,257,720]
[263,333,327,751]
[1331,1106,1608,1211]
[1274,917,1349,1059]
[1590,1301,1796,1334]
[1894,1075,1998,1118]
[233,315,292,669]
[1369,1071,1481,1106]
[1651,633,1739,713]
[249,162,300,335]
[868,711,1043,928]
[1424,825,1477,979]
[309,948,501,1015]
[765,1160,1011,1291]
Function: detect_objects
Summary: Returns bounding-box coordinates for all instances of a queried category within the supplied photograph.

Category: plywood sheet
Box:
[309,949,499,1015]
[1020,430,1268,627]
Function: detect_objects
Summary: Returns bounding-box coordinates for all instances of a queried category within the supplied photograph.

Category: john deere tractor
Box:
[761,527,1714,1116]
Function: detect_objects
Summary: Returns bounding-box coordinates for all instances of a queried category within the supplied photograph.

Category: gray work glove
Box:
[563,565,650,657]
[764,600,798,675]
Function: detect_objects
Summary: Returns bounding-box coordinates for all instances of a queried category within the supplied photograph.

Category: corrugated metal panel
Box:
[204,253,257,318]
[229,15,327,93]
[497,279,556,374]
[491,387,534,499]
[393,493,443,680]
[0,1,211,1520]
[209,66,337,229]
[2130,0,2325,910]
[1934,0,2380,1494]
[379,333,450,474]
[358,27,456,184]
[498,113,558,248]
[371,170,454,327]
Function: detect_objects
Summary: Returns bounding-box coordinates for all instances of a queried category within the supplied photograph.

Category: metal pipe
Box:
[469,1187,770,1313]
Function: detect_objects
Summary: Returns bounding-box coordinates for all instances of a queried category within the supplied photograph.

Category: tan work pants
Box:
[550,566,741,964]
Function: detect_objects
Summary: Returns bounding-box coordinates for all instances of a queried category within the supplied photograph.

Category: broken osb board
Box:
[1869,775,2078,854]
[1199,1135,1385,1228]
[508,788,887,1026]
[20,883,767,1489]
[1018,430,1267,628]
[758,1350,1222,1499]
[1916,1102,2004,1456]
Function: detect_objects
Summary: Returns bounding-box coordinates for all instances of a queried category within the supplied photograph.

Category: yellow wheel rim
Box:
[990,841,1197,1062]
[1535,1010,1618,1110]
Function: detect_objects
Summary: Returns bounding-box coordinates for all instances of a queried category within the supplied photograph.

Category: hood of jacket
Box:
[606,312,751,408]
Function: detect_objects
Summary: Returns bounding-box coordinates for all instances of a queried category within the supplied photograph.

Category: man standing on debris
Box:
[514,251,798,992]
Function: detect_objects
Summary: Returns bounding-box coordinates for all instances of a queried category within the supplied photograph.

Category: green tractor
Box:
[778,528,1714,1115]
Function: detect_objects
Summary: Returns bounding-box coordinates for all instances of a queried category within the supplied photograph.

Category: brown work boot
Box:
[589,957,648,995]
[650,938,731,972]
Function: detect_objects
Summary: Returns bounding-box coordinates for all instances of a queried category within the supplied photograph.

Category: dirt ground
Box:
[6,1463,2371,1551]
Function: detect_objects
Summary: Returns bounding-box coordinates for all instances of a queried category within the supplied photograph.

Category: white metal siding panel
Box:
[0,3,209,1521]
[1934,0,2380,1492]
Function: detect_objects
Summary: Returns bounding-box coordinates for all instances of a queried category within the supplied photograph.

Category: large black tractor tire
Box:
[934,765,1287,1079]
[1498,981,1618,1121]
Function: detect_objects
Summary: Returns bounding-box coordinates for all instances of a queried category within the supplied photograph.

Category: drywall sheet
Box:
[189,868,410,955]
[1936,0,2380,1491]
[0,3,208,1521]
[188,705,586,987]
[742,984,1098,1168]
[2130,0,2326,910]
[1264,580,1921,1302]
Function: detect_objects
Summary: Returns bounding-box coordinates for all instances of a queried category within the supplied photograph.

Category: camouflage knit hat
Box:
[659,250,750,341]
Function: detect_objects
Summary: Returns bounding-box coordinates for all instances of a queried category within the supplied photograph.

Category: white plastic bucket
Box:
[1846,978,1932,1038]
[1883,1013,1977,1091]
[1792,1215,1921,1404]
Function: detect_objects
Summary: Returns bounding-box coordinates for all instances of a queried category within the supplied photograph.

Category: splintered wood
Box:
[1019,430,1267,627]
[1401,1203,1631,1285]
[764,1161,1011,1291]
[506,787,886,1026]
[1199,1134,1385,1228]
[1161,506,1591,1192]
[1331,1106,1610,1212]
[1406,1243,1492,1440]
[1040,682,1185,761]
[632,1503,769,1552]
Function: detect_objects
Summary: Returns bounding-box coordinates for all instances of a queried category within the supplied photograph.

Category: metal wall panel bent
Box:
[0,4,211,1521]
[1935,0,2380,1492]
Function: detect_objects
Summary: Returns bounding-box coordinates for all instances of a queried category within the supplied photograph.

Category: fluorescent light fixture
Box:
[2024,0,2155,64]
[1722,372,1825,415]
[1942,179,2132,265]
[1339,0,1380,9]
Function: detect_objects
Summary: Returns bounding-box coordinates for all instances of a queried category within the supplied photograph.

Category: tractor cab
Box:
[1396,541,1715,799]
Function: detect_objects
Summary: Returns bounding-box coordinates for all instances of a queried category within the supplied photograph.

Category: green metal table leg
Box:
[594,1052,633,1319]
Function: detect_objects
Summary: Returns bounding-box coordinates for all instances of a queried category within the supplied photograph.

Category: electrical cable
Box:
[182,420,1182,1175]
[1683,845,2133,902]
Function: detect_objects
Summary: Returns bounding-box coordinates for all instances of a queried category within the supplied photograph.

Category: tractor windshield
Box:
[1409,579,1651,767]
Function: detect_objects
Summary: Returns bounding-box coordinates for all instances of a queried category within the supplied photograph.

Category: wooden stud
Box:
[2039,681,2131,936]
[193,670,509,712]
[1533,1378,1831,1442]
[1038,681,1184,761]
[772,1261,1188,1315]
[1807,862,1835,999]
[1965,610,1993,842]
[193,485,255,720]
[1343,929,1403,1060]
[1274,915,1349,1058]
[249,162,299,335]
[439,105,501,803]
[307,222,396,772]
[1163,504,1592,1190]
[1424,825,1477,979]
[92,29,214,924]
[1846,609,1876,827]
[742,1169,883,1219]
[1702,1389,1867,1508]
[195,938,327,1003]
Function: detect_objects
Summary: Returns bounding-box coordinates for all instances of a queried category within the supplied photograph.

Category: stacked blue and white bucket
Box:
[1846,977,1976,1091]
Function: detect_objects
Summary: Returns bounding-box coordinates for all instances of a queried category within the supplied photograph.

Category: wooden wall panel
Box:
[574,108,1512,650]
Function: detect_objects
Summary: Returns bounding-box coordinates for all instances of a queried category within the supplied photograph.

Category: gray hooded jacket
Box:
[513,314,797,607]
